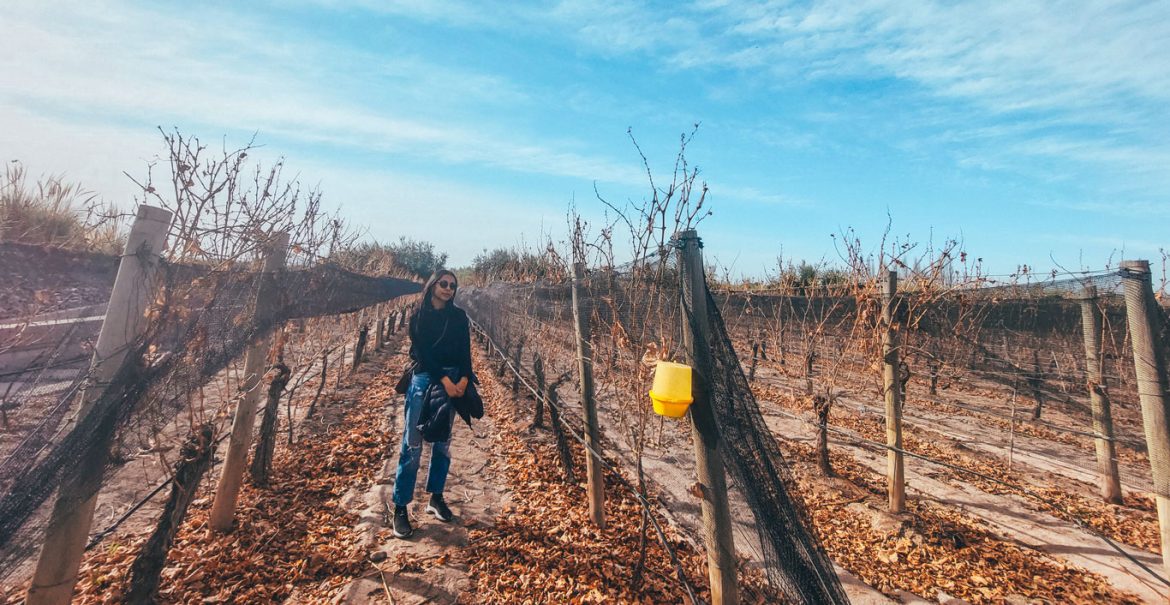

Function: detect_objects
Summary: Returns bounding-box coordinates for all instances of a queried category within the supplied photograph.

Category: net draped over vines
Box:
[460,243,850,604]
[0,243,420,578]
[716,269,1170,434]
[459,248,1170,603]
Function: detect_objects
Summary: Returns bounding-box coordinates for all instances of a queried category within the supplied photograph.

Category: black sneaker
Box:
[426,493,454,522]
[392,505,413,538]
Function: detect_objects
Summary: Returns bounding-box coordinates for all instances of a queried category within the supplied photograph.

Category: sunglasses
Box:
[436,280,457,291]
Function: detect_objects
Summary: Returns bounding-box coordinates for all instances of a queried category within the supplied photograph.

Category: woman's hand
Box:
[455,377,469,397]
[441,376,461,398]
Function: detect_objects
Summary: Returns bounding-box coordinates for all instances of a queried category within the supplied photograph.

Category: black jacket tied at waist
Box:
[418,373,484,443]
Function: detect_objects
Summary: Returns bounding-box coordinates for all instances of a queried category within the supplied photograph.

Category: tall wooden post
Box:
[375,314,385,351]
[677,229,739,605]
[881,270,906,513]
[1078,285,1122,504]
[209,232,289,532]
[26,205,172,605]
[352,324,369,372]
[1119,260,1170,583]
[571,261,606,529]
[532,353,546,428]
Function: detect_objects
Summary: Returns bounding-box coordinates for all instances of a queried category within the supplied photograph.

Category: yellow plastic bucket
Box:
[649,361,694,418]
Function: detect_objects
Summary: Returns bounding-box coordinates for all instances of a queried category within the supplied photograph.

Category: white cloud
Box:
[511,1,1170,200]
[715,184,807,208]
[0,1,644,189]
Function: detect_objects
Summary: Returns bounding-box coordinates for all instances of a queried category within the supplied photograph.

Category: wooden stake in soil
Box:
[250,362,291,488]
[1078,285,1123,504]
[353,324,369,372]
[814,394,833,476]
[571,261,606,529]
[124,424,215,604]
[511,336,525,397]
[748,341,760,382]
[26,204,172,605]
[677,229,739,605]
[881,270,906,514]
[532,353,546,428]
[1119,259,1170,585]
[1028,349,1046,420]
[307,348,329,419]
[546,377,575,483]
[209,231,289,532]
[1008,389,1017,472]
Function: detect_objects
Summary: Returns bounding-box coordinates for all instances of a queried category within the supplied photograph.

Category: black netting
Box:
[459,242,848,603]
[0,254,419,578]
[695,282,850,603]
[715,269,1143,431]
[456,242,1168,603]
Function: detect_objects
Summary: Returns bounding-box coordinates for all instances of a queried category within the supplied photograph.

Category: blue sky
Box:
[2,0,1167,278]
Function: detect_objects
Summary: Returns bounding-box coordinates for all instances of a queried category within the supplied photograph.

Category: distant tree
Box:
[386,237,447,279]
[470,244,563,282]
[335,237,447,279]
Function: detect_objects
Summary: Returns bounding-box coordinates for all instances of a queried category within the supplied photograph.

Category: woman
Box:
[391,269,472,538]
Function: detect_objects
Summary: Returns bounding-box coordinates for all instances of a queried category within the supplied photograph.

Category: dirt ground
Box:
[5,326,753,603]
[5,290,1169,603]
[0,243,116,320]
[742,344,1166,603]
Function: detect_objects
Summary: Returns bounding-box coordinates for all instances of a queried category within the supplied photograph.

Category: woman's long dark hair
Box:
[413,269,458,325]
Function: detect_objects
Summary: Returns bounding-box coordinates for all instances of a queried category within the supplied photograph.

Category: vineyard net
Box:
[460,239,850,604]
[714,268,1170,441]
[0,246,420,580]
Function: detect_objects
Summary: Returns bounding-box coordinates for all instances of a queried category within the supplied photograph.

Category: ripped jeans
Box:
[391,369,456,507]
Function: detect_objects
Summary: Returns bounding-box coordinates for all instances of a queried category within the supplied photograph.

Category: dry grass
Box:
[0,161,122,252]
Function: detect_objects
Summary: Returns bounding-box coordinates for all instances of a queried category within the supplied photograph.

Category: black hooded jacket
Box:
[408,303,472,380]
[408,301,481,441]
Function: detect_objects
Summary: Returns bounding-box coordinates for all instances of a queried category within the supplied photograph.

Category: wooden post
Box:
[249,362,290,488]
[375,316,385,351]
[547,379,575,483]
[353,324,369,372]
[1008,390,1017,472]
[1078,285,1123,504]
[124,424,214,604]
[748,341,759,382]
[307,349,328,419]
[209,232,289,532]
[881,270,906,514]
[1119,260,1170,583]
[26,205,172,605]
[512,336,525,396]
[1028,349,1046,420]
[532,353,546,428]
[814,394,833,476]
[571,261,606,529]
[677,229,739,605]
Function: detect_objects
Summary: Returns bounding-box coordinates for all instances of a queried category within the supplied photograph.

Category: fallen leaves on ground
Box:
[68,350,403,603]
[755,382,1161,555]
[462,347,781,604]
[784,440,1143,604]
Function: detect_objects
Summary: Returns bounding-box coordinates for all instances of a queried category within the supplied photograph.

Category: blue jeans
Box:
[391,370,456,506]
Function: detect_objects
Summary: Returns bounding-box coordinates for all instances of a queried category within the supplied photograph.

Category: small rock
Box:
[936,590,971,605]
[368,551,388,563]
[846,501,906,535]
